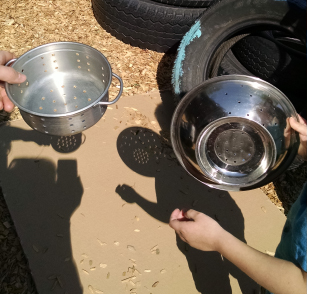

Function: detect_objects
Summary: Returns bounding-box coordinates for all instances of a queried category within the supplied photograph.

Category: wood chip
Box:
[3,221,11,228]
[266,250,275,256]
[150,245,158,252]
[152,281,159,287]
[56,276,63,288]
[97,239,107,246]
[88,285,95,293]
[51,280,58,291]
[122,276,136,283]
[127,245,136,252]
[32,245,39,253]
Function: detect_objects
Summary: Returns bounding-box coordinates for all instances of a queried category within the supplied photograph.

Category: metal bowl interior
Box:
[171,75,299,191]
[5,42,112,117]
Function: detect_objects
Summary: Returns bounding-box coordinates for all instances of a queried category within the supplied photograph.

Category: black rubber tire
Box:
[150,0,212,8]
[172,0,307,100]
[230,34,307,112]
[216,34,307,113]
[91,0,207,53]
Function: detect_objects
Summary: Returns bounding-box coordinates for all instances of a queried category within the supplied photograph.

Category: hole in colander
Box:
[39,107,43,110]
[275,122,277,125]
[41,57,44,59]
[50,90,53,92]
[83,90,86,93]
[71,130,75,133]
[54,109,57,112]
[87,62,90,65]
[53,60,57,63]
[234,161,236,163]
[238,101,241,103]
[70,124,73,126]
[21,69,24,72]
[250,94,252,97]
[74,85,77,88]
[43,125,46,128]
[247,114,249,116]
[88,69,90,72]
[82,120,85,122]
[41,118,45,121]
[21,90,23,93]
[228,112,231,114]
[78,66,81,69]
[81,114,84,117]
[44,70,47,72]
[86,56,89,59]
[76,53,79,56]
[69,118,72,120]
[225,93,228,95]
[77,59,80,62]
[83,126,86,129]
[88,98,91,101]
[52,54,55,56]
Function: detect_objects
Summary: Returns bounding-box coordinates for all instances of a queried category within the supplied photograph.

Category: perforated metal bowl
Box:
[5,42,123,136]
[171,75,299,191]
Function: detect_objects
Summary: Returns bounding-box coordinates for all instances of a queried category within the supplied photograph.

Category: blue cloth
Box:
[275,183,307,272]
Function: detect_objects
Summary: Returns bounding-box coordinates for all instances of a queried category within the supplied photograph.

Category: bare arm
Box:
[169,209,307,294]
[217,225,307,294]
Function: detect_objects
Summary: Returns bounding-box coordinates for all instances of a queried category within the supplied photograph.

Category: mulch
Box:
[0,0,306,293]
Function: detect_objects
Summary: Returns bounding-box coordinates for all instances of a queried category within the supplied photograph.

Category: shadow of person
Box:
[0,124,84,293]
[115,126,260,293]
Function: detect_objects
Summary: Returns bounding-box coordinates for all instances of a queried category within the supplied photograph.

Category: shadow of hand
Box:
[116,184,138,203]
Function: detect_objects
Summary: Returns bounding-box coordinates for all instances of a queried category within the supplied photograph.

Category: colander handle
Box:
[99,73,123,106]
[5,58,17,67]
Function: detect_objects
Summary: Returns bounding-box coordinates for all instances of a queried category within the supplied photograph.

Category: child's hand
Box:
[289,115,307,160]
[169,208,225,252]
[0,51,27,112]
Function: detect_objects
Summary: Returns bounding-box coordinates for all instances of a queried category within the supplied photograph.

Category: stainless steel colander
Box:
[171,75,300,191]
[5,42,123,136]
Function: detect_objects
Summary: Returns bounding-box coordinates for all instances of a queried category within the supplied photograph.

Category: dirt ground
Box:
[0,0,307,293]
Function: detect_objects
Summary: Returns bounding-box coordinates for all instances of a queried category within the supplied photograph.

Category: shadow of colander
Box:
[50,133,86,153]
[117,127,176,177]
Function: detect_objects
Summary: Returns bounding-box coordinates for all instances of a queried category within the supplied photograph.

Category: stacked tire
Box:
[91,0,212,53]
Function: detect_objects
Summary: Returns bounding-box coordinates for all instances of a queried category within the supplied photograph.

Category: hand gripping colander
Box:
[171,75,300,191]
[4,42,123,136]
